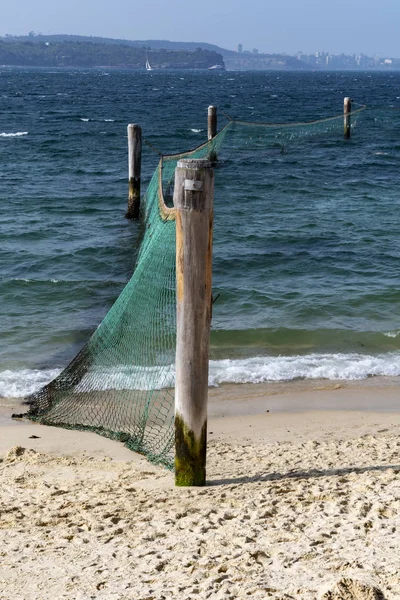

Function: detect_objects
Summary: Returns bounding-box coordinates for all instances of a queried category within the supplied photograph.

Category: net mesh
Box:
[20,106,368,469]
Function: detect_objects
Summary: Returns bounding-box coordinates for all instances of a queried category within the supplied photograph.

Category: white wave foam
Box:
[0,368,61,398]
[208,352,400,386]
[0,131,28,137]
[104,119,114,122]
[80,118,89,122]
[75,365,175,393]
[190,128,203,133]
[2,352,400,397]
[11,278,59,284]
[384,330,400,338]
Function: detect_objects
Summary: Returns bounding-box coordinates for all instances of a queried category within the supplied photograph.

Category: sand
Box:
[1,380,400,599]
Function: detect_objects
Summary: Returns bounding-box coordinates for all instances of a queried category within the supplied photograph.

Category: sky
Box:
[2,0,400,57]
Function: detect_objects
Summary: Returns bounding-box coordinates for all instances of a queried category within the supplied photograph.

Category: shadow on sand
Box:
[208,462,400,486]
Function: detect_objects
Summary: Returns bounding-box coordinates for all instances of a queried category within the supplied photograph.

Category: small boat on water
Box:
[208,64,224,70]
[146,58,153,71]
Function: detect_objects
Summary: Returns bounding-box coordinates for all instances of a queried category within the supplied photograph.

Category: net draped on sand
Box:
[21,104,378,469]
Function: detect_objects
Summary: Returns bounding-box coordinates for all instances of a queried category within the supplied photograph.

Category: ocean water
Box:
[1,67,400,397]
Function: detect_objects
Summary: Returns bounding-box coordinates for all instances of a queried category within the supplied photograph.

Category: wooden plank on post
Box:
[174,158,214,487]
[208,105,217,140]
[126,124,142,219]
[344,97,352,139]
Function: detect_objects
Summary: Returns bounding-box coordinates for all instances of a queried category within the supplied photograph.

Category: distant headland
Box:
[1,34,400,70]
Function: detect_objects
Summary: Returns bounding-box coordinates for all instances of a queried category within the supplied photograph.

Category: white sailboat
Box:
[146,57,153,71]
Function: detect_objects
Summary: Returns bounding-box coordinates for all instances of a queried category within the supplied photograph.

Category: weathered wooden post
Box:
[126,124,142,219]
[174,158,214,486]
[208,105,217,140]
[344,97,352,139]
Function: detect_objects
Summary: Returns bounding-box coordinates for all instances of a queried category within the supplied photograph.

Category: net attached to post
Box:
[20,105,369,469]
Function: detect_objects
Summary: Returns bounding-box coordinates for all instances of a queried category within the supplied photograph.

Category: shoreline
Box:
[2,373,399,417]
[208,375,400,416]
[1,376,399,458]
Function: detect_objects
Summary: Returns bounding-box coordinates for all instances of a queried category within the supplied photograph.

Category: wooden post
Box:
[174,158,214,487]
[126,124,142,219]
[344,97,351,139]
[208,105,217,140]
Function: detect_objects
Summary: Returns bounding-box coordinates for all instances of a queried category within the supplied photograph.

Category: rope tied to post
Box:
[143,136,164,158]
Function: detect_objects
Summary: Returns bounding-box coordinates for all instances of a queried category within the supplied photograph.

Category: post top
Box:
[177,158,212,170]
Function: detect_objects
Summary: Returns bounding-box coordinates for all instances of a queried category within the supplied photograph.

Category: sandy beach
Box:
[1,379,400,599]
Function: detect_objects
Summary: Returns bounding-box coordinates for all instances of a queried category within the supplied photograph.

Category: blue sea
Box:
[1,67,400,398]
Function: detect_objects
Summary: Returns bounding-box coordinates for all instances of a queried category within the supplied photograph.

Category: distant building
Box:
[252,48,258,54]
[237,43,243,53]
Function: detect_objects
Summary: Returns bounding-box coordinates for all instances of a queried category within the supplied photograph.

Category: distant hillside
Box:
[0,35,310,70]
[2,33,238,57]
[0,38,224,69]
[2,35,398,71]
